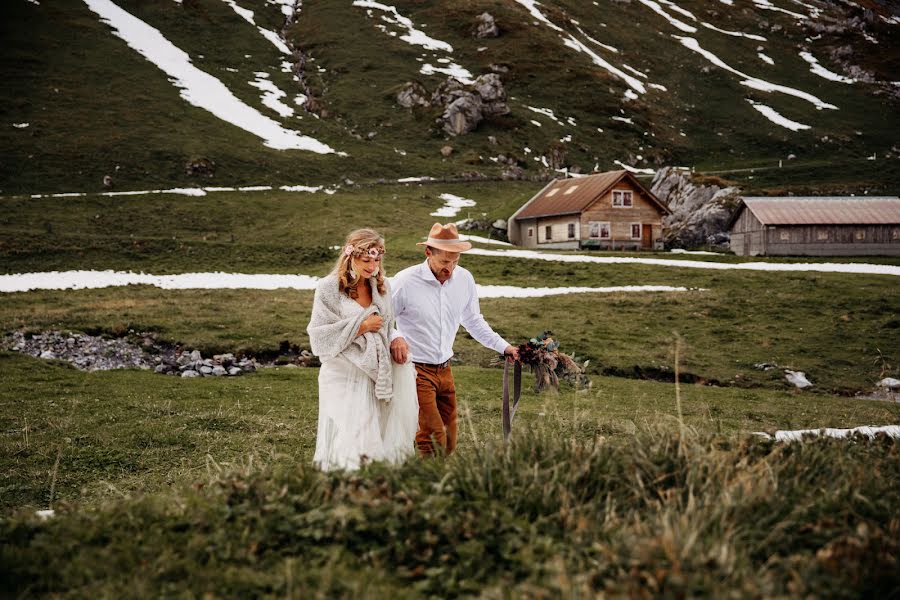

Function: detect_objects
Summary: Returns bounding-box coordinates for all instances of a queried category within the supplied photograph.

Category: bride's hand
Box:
[358,313,383,336]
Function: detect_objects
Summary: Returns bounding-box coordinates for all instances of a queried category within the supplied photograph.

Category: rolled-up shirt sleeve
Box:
[459,276,509,354]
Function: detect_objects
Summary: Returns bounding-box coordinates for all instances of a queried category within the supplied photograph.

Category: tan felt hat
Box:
[416,222,472,252]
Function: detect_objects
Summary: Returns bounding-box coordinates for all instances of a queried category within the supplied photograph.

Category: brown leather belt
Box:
[414,359,452,369]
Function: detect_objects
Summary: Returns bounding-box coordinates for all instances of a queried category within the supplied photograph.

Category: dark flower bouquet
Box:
[496,331,590,393]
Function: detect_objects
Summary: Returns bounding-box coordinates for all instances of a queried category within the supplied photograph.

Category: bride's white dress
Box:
[313,297,418,471]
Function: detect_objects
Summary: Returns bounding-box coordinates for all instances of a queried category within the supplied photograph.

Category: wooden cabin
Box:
[728,197,900,257]
[508,170,671,250]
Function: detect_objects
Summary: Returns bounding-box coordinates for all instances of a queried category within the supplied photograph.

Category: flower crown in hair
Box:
[344,245,385,259]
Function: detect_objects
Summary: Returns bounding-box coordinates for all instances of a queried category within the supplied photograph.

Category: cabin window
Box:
[892,228,900,240]
[568,223,576,239]
[564,185,579,195]
[588,221,610,239]
[780,230,790,241]
[855,229,866,241]
[527,227,534,238]
[545,225,552,240]
[816,228,829,241]
[631,223,642,239]
[612,190,633,207]
[545,188,560,197]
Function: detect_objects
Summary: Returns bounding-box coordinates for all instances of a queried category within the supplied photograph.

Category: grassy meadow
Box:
[1,183,899,596]
[1,354,898,596]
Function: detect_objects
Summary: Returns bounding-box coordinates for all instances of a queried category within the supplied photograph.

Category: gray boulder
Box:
[396,81,430,108]
[474,12,499,38]
[442,93,484,136]
[431,77,468,107]
[472,74,509,116]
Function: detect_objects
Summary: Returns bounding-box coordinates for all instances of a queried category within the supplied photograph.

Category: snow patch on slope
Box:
[83,0,335,153]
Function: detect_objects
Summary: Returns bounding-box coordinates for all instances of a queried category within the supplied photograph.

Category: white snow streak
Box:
[221,0,254,24]
[747,100,811,131]
[758,52,774,65]
[432,193,477,218]
[658,0,698,21]
[0,271,699,298]
[22,185,335,199]
[82,0,334,153]
[752,0,808,19]
[13,123,30,128]
[614,160,655,174]
[636,0,697,33]
[526,106,561,123]
[353,1,453,52]
[249,72,295,118]
[701,22,767,41]
[574,25,619,53]
[799,51,855,84]
[476,284,699,298]
[465,248,900,277]
[419,62,474,84]
[220,0,292,55]
[460,235,512,247]
[755,425,900,442]
[513,0,647,94]
[674,36,837,110]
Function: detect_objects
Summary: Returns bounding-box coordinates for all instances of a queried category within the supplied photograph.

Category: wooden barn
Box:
[728,196,900,257]
[507,170,670,250]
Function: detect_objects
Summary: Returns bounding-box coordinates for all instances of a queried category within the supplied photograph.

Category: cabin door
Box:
[642,224,652,248]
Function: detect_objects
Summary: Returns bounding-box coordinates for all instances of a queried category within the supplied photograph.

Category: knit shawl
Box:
[307,274,394,401]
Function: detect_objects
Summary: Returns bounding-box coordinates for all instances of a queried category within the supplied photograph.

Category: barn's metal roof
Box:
[740,197,900,226]
[514,170,669,220]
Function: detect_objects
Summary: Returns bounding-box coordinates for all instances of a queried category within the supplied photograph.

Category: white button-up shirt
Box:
[391,260,509,364]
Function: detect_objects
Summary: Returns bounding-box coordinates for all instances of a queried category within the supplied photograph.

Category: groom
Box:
[390,223,518,456]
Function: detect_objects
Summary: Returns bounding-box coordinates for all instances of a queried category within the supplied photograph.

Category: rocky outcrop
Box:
[396,74,510,136]
[396,81,430,108]
[158,350,261,378]
[5,330,154,371]
[457,217,509,241]
[430,77,467,107]
[473,12,499,38]
[442,93,484,136]
[440,74,509,136]
[472,73,509,117]
[651,167,742,249]
[0,330,314,376]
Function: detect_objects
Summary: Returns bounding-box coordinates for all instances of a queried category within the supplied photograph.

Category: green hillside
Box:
[2,0,898,194]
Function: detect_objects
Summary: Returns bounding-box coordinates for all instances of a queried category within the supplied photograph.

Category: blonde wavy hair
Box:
[334,228,387,298]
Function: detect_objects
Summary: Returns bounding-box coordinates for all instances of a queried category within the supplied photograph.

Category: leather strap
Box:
[502,360,522,440]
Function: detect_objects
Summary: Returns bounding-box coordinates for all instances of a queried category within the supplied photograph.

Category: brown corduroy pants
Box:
[414,363,457,456]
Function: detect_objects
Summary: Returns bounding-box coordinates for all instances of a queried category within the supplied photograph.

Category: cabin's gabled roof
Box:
[513,170,670,220]
[728,197,900,229]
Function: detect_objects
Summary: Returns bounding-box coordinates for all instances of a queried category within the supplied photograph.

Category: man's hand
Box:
[504,345,519,362]
[391,337,410,364]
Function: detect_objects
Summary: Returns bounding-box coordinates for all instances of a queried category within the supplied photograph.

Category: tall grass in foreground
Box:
[2,419,897,598]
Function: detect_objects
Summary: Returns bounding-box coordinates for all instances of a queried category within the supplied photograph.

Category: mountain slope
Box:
[2,0,898,194]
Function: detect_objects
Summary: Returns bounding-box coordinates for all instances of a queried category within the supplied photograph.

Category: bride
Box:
[307,229,418,470]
